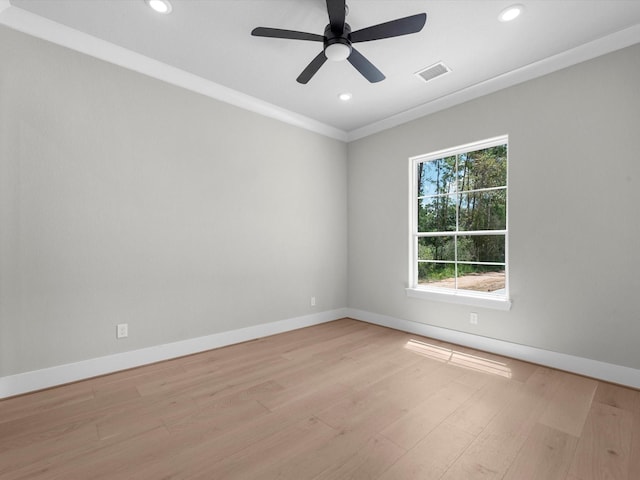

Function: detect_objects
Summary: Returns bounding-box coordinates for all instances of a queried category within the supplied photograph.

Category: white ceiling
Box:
[2,0,640,140]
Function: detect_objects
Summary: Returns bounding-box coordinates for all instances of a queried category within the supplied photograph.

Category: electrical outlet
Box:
[469,313,478,325]
[116,323,128,339]
[311,296,316,306]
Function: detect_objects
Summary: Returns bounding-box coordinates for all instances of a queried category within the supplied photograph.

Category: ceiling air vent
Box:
[415,62,451,83]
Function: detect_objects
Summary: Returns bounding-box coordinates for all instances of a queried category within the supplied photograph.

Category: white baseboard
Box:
[0,308,348,399]
[4,307,638,399]
[348,308,640,390]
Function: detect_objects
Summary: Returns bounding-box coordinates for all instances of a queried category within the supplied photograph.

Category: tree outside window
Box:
[412,136,508,297]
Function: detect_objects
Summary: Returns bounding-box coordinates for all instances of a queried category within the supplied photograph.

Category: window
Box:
[407,136,510,310]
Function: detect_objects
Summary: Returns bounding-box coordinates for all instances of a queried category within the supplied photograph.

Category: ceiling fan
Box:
[251,0,427,84]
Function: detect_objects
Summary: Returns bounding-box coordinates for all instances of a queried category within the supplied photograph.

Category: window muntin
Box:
[411,136,508,300]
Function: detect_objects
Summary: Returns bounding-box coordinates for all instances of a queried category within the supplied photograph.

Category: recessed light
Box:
[146,0,172,14]
[338,92,352,101]
[498,4,523,22]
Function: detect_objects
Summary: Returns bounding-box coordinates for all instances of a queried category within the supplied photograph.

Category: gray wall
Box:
[348,43,640,370]
[2,22,639,379]
[0,26,348,376]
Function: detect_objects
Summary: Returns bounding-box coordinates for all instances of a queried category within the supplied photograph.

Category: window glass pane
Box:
[418,261,456,287]
[458,189,506,231]
[458,145,507,191]
[417,195,457,232]
[457,235,506,263]
[417,156,457,196]
[413,138,508,298]
[456,264,506,293]
[418,237,455,261]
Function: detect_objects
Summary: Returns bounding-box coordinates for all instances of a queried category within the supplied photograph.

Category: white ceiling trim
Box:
[1,2,639,144]
[347,23,640,142]
[0,2,348,142]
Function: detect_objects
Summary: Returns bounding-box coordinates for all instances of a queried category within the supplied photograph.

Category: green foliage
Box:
[418,262,505,284]
[417,144,507,284]
[418,262,456,282]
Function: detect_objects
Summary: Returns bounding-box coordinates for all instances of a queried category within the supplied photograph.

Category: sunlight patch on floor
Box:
[405,339,512,378]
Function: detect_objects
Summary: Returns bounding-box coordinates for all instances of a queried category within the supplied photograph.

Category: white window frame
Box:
[406,135,512,310]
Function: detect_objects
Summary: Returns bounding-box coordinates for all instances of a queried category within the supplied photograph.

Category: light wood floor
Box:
[1,318,639,479]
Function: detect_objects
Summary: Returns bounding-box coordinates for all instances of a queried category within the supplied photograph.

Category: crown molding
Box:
[0,3,348,142]
[347,23,640,142]
[1,3,638,144]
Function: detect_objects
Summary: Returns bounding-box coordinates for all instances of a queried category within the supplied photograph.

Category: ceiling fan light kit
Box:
[325,42,352,61]
[251,0,427,84]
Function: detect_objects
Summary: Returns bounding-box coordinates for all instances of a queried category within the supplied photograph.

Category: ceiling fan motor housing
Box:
[323,24,352,61]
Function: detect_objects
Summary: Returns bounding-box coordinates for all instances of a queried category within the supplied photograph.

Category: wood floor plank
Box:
[629,407,640,480]
[592,380,640,478]
[0,423,98,478]
[258,376,353,414]
[567,402,634,479]
[184,416,337,479]
[123,410,305,479]
[311,434,406,480]
[1,427,170,480]
[255,424,398,480]
[259,377,409,478]
[314,385,407,433]
[443,376,519,436]
[164,398,270,435]
[336,358,417,392]
[0,383,95,424]
[292,326,392,363]
[538,371,598,437]
[440,367,563,480]
[88,364,187,397]
[377,422,475,480]
[593,382,639,412]
[454,369,495,390]
[280,322,381,361]
[359,359,466,412]
[380,380,477,450]
[504,357,539,383]
[1,318,639,480]
[95,392,198,440]
[0,386,140,451]
[137,354,289,399]
[58,427,173,480]
[502,423,578,480]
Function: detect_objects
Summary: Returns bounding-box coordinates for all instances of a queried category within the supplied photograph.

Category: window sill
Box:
[405,287,512,311]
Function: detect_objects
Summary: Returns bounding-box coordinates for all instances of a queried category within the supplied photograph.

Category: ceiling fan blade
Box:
[297,51,328,84]
[326,0,346,34]
[347,47,385,83]
[350,13,427,43]
[252,27,324,42]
